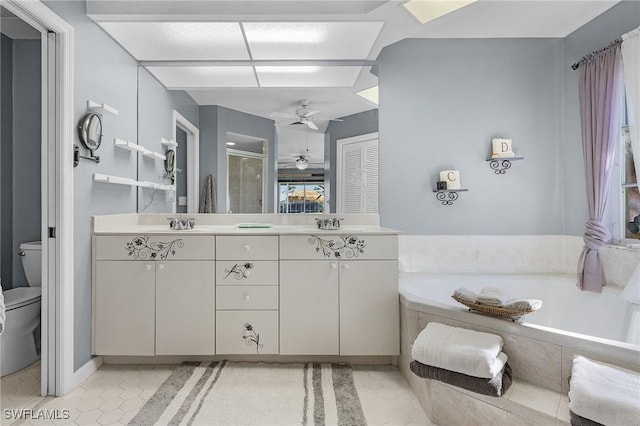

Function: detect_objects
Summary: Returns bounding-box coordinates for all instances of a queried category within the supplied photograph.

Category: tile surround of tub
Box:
[399,235,640,290]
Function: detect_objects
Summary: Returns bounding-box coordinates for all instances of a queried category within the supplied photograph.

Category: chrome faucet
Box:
[167,217,195,230]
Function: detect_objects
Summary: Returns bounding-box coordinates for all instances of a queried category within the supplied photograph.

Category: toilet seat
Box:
[3,287,41,311]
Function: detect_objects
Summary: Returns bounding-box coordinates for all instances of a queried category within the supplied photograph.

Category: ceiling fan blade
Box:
[329,118,344,122]
[306,120,319,130]
[302,110,319,118]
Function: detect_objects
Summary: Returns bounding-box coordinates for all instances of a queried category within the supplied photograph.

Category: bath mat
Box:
[129,361,367,426]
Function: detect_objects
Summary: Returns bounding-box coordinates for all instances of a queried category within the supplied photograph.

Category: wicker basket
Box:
[451,295,534,320]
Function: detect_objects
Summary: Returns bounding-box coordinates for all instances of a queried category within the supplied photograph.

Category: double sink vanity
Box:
[92,214,400,359]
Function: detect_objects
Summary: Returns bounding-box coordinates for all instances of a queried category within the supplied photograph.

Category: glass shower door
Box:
[227,150,265,213]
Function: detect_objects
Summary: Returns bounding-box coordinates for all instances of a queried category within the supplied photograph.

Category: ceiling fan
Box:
[271,99,343,130]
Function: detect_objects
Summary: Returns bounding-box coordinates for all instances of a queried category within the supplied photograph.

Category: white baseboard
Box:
[70,356,103,389]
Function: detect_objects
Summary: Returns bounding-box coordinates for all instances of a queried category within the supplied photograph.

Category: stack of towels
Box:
[410,322,512,397]
[453,286,543,311]
[568,356,640,426]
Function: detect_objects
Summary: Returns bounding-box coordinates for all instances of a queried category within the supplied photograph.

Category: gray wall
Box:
[377,38,564,235]
[325,109,378,213]
[562,1,640,236]
[11,40,42,288]
[0,37,41,290]
[1,34,14,290]
[199,105,277,213]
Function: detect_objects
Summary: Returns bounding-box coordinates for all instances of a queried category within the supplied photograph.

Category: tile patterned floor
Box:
[1,362,432,426]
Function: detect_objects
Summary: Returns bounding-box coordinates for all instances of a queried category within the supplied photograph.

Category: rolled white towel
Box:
[568,356,640,425]
[503,299,542,311]
[477,287,512,307]
[411,322,506,379]
[453,287,477,304]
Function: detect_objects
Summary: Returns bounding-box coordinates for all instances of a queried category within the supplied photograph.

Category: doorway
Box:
[173,111,199,214]
[1,0,75,397]
[226,132,268,214]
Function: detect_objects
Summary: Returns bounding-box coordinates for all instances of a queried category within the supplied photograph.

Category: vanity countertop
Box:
[93,224,400,235]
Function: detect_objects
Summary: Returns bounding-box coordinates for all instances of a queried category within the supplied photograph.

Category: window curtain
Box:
[577,44,624,293]
[621,27,640,305]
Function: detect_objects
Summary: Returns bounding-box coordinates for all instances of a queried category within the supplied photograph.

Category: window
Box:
[278,183,325,214]
[612,99,639,242]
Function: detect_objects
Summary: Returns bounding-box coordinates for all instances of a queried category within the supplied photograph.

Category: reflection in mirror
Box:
[226,132,267,214]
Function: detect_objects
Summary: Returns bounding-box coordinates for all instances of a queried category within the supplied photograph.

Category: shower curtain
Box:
[577,43,624,293]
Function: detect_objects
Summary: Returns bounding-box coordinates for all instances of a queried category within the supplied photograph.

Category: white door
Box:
[337,133,379,214]
[339,260,399,356]
[155,261,215,355]
[280,260,339,355]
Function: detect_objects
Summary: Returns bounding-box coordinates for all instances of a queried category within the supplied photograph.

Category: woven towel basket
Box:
[451,295,534,320]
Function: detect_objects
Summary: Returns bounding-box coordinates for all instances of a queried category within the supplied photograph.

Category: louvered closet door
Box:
[338,134,379,214]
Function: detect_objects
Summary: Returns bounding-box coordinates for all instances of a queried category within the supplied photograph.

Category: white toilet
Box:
[1,241,42,377]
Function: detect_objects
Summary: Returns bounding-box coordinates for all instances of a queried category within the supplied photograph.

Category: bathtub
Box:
[399,273,640,394]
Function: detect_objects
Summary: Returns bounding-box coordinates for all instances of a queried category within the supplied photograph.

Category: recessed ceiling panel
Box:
[243,22,384,60]
[146,66,257,88]
[256,66,362,87]
[99,22,250,60]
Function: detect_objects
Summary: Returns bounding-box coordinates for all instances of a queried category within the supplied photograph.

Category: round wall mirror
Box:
[78,113,103,152]
[164,149,176,174]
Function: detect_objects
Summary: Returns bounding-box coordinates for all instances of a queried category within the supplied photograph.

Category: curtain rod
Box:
[571,38,622,70]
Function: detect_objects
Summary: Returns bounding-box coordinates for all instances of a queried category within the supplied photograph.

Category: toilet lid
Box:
[3,287,41,310]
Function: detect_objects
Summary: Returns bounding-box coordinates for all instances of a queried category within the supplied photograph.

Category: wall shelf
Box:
[87,100,118,116]
[94,173,174,191]
[142,151,167,161]
[114,138,151,155]
[433,189,468,206]
[161,138,177,148]
[486,157,524,174]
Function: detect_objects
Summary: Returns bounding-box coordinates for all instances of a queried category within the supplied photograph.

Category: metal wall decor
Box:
[125,236,184,259]
[307,235,366,258]
[432,189,468,206]
[486,157,524,174]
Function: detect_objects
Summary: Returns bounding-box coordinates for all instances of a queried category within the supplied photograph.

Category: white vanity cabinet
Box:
[93,235,215,356]
[280,234,399,356]
[215,236,279,355]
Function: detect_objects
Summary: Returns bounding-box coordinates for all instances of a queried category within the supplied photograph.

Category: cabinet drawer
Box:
[280,235,397,260]
[95,235,215,261]
[216,311,278,355]
[217,286,278,310]
[216,261,278,286]
[216,236,278,260]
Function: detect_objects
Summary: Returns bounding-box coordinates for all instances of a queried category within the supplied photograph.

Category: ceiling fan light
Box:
[295,157,309,170]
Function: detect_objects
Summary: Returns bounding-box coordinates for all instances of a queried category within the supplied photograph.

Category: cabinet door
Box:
[94,261,155,355]
[280,260,339,355]
[339,260,399,356]
[155,261,215,355]
[216,311,279,355]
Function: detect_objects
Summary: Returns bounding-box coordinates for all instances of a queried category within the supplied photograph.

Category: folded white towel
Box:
[411,322,506,379]
[502,299,542,311]
[477,287,512,307]
[453,287,477,304]
[568,356,640,426]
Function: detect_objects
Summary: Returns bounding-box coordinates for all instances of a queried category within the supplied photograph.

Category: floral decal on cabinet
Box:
[125,236,184,260]
[307,235,366,258]
[242,323,263,354]
[224,263,254,280]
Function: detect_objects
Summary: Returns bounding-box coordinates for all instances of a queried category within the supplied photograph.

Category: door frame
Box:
[172,110,199,214]
[3,0,75,396]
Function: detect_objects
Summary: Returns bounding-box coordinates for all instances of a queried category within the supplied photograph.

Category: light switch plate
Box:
[178,196,187,206]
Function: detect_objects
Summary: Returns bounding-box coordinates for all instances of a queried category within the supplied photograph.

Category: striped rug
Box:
[129,361,367,426]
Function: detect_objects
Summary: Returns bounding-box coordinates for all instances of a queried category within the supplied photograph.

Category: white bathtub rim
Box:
[400,275,640,369]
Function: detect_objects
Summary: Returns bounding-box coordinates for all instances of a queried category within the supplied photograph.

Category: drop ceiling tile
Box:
[99,22,250,60]
[146,66,258,88]
[255,66,362,87]
[243,22,384,60]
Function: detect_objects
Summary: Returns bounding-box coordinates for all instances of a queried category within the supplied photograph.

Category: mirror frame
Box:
[77,112,102,153]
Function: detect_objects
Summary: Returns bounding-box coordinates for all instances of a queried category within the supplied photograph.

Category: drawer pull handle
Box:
[244,294,251,301]
[243,244,251,252]
[145,264,152,271]
[331,263,338,269]
[158,264,165,270]
[342,263,350,270]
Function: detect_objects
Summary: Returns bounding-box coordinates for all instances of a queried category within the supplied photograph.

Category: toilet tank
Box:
[19,241,41,287]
